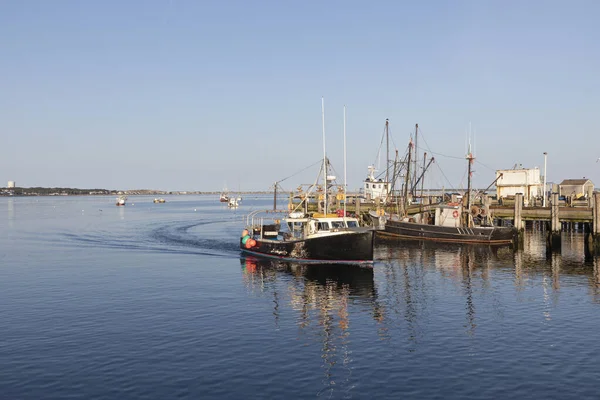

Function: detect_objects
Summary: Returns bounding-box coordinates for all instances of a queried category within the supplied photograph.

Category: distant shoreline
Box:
[0,187,274,197]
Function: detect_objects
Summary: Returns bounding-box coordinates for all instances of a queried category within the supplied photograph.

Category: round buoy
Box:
[452,210,459,218]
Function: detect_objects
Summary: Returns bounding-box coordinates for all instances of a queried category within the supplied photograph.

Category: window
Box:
[318,222,330,230]
[331,221,345,229]
[346,221,358,228]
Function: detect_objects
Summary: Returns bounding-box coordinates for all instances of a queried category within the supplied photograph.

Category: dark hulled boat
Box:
[379,215,516,245]
[240,211,374,265]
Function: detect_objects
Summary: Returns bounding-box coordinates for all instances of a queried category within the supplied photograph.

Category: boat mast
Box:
[466,145,474,228]
[273,181,277,210]
[322,97,327,215]
[385,119,389,189]
[343,105,347,220]
[403,140,413,216]
[413,123,418,196]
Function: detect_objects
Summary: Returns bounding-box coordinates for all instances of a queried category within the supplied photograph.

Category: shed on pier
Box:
[558,179,594,199]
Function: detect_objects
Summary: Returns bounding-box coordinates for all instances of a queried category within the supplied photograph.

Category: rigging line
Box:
[276,159,323,184]
[372,125,387,168]
[475,160,496,172]
[414,127,465,160]
[433,162,458,192]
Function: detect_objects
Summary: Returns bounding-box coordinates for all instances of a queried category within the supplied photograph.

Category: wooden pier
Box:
[284,191,600,257]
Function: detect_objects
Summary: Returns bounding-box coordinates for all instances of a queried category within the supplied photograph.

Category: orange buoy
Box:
[242,229,249,237]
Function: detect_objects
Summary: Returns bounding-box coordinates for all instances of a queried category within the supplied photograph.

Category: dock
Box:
[283,191,600,258]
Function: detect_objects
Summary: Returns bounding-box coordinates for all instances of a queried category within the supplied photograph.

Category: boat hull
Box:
[240,230,375,265]
[380,219,516,245]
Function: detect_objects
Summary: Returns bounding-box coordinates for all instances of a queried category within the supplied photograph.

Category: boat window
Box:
[318,222,330,230]
[346,221,358,228]
[331,221,345,229]
[366,183,370,188]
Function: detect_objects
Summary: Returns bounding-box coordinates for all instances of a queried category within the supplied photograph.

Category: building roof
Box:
[559,179,593,186]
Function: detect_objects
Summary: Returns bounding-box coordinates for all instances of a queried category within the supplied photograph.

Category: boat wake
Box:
[61,219,241,257]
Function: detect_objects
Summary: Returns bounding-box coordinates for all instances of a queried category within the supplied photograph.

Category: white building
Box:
[7,181,15,188]
[495,167,543,205]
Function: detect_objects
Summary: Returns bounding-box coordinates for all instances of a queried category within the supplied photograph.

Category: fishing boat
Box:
[219,183,230,203]
[240,210,374,265]
[116,195,127,206]
[239,100,374,265]
[377,138,517,245]
[228,196,241,208]
[153,198,166,203]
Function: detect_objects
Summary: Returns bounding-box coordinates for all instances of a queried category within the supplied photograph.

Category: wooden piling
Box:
[514,193,524,248]
[547,192,562,253]
[591,192,600,254]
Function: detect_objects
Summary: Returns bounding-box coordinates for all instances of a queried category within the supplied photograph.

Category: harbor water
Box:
[2,195,600,399]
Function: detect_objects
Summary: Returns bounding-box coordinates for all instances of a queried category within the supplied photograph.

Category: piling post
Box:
[590,192,600,255]
[547,192,561,253]
[514,193,524,247]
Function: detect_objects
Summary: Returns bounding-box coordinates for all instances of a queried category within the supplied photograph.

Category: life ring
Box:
[452,210,459,218]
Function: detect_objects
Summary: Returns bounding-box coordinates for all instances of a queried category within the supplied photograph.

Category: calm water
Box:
[2,195,600,399]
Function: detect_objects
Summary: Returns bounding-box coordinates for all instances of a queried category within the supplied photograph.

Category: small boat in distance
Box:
[153,198,166,203]
[228,196,241,208]
[116,195,127,206]
[220,183,230,203]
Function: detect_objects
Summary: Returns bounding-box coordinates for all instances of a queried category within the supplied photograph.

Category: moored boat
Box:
[116,195,127,206]
[153,198,166,203]
[377,142,517,245]
[379,203,517,245]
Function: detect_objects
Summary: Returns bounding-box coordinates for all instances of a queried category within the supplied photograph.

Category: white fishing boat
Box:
[116,195,127,206]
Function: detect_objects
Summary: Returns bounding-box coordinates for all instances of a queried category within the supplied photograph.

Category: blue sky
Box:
[1,0,598,192]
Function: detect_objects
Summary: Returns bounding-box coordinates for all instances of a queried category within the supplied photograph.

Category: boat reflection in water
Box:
[375,239,517,338]
[240,256,383,398]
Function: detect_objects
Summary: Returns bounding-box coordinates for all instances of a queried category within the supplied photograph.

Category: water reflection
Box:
[375,240,515,340]
[239,233,600,396]
[240,256,381,398]
[7,198,14,228]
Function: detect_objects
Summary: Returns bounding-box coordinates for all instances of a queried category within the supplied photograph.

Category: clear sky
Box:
[1,0,598,192]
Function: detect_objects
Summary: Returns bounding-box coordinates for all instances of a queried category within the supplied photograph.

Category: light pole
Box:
[543,152,548,207]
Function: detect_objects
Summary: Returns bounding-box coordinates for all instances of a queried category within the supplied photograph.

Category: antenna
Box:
[343,105,347,220]
[322,97,327,215]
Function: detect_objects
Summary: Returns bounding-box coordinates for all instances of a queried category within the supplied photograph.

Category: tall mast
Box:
[413,123,418,196]
[403,140,413,216]
[466,145,474,228]
[421,152,427,199]
[385,119,389,186]
[322,97,327,215]
[343,105,347,219]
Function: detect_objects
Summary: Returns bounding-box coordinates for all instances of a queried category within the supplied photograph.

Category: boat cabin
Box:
[434,204,462,227]
[284,213,360,239]
[362,165,391,201]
